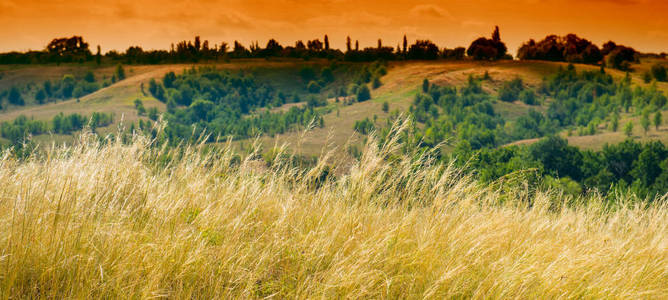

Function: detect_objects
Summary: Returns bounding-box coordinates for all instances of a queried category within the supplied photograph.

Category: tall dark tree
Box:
[355,40,359,51]
[194,36,201,51]
[378,39,382,49]
[324,35,330,50]
[492,26,501,43]
[403,35,408,54]
[346,36,352,52]
[95,45,101,65]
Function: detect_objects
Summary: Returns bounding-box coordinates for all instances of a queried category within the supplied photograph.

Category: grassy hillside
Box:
[0,128,665,298]
[1,58,667,153]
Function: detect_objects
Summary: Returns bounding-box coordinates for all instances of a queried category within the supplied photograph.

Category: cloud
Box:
[305,11,391,28]
[216,12,256,29]
[409,4,452,19]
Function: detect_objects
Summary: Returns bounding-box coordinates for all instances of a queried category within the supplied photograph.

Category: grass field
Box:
[0,126,666,298]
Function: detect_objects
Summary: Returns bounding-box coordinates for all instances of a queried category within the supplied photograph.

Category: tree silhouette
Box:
[403,35,408,54]
[346,36,352,52]
[467,26,507,60]
[324,35,330,50]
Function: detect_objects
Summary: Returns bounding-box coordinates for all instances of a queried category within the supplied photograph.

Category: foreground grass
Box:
[0,127,666,298]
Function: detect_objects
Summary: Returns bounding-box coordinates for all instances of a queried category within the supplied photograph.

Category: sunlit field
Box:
[1,123,666,298]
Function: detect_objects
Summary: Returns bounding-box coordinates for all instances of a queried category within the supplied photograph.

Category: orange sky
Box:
[1,0,667,55]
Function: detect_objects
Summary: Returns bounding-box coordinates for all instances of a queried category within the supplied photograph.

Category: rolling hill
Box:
[1,58,667,154]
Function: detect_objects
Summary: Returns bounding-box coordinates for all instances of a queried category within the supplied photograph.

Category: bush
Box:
[115,64,126,81]
[84,71,96,83]
[134,99,146,115]
[372,76,382,89]
[8,86,24,105]
[499,78,524,102]
[35,89,47,104]
[651,64,667,82]
[307,81,321,93]
[519,89,537,105]
[299,66,317,81]
[147,107,159,121]
[356,85,371,101]
[643,72,653,83]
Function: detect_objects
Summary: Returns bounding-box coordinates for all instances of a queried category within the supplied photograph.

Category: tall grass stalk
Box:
[0,124,666,298]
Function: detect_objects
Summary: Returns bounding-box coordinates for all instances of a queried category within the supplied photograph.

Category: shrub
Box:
[372,76,382,89]
[356,85,371,101]
[519,89,537,105]
[651,63,667,82]
[307,81,321,93]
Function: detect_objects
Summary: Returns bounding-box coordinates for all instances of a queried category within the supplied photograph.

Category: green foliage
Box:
[422,79,430,93]
[643,71,653,83]
[148,79,166,101]
[116,64,126,80]
[654,111,663,129]
[159,66,327,142]
[372,76,382,89]
[641,109,651,135]
[356,85,371,101]
[299,66,317,81]
[650,63,667,82]
[8,86,23,105]
[353,118,374,134]
[84,71,95,83]
[307,81,321,93]
[382,101,389,113]
[498,77,524,102]
[134,99,146,115]
[610,113,619,132]
[624,121,634,137]
[0,112,113,145]
[147,107,159,121]
[519,89,536,105]
[460,136,668,198]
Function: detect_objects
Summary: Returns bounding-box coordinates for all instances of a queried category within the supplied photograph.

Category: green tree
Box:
[115,64,126,81]
[95,45,101,65]
[651,63,667,82]
[357,85,371,101]
[422,78,429,93]
[641,110,651,135]
[624,121,634,137]
[134,99,146,115]
[610,113,619,132]
[643,72,653,83]
[372,76,382,89]
[35,89,47,104]
[382,101,389,113]
[654,111,663,130]
[307,81,321,93]
[8,86,24,105]
[147,107,159,121]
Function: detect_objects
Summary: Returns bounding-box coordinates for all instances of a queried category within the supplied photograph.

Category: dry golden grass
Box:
[0,122,667,299]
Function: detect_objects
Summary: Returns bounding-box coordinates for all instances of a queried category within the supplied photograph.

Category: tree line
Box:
[3,29,662,68]
[0,112,114,145]
[0,27,518,65]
